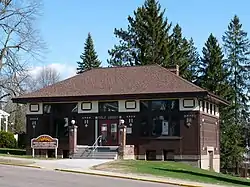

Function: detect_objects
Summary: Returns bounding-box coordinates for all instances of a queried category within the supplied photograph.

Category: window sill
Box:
[140,136,182,140]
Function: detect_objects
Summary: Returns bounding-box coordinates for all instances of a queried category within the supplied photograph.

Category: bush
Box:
[0,148,26,155]
[0,131,17,148]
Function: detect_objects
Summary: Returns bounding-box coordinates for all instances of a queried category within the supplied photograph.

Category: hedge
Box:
[0,131,17,149]
[0,148,26,155]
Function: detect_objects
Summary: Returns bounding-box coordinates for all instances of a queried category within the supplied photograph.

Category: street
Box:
[0,165,177,187]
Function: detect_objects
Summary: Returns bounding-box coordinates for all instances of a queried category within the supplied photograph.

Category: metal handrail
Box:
[80,135,102,157]
[91,135,102,155]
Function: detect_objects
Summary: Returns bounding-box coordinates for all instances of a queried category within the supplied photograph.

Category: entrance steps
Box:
[72,145,119,159]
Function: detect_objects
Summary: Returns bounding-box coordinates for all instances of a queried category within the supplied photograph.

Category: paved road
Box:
[0,165,177,187]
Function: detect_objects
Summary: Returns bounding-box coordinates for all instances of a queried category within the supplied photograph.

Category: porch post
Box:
[69,124,78,158]
[5,115,8,132]
[118,119,127,159]
[95,116,98,140]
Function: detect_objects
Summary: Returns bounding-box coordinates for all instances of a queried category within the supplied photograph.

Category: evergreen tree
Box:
[108,0,172,67]
[169,24,192,78]
[222,15,250,125]
[185,38,200,83]
[222,15,250,174]
[198,34,227,96]
[77,33,101,74]
[196,33,245,172]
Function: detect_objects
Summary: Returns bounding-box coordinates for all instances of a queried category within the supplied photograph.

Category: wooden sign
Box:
[31,134,58,158]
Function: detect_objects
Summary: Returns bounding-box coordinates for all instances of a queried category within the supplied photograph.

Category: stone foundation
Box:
[123,145,135,160]
[200,154,220,173]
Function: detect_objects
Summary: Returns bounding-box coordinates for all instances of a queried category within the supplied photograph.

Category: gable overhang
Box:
[203,92,230,106]
[12,91,208,104]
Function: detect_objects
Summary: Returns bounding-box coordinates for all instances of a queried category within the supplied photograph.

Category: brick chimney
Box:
[167,65,179,76]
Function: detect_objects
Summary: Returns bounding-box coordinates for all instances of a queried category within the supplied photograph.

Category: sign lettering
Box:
[31,134,58,149]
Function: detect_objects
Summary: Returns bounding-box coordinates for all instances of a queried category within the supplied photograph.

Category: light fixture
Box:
[186,117,192,127]
[120,119,125,125]
[71,119,76,125]
[32,121,36,129]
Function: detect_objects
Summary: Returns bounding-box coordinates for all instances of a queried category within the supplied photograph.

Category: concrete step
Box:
[73,152,117,159]
[73,145,119,159]
[73,146,118,159]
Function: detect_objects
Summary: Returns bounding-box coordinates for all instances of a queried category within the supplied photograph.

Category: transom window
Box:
[151,100,179,111]
[140,99,179,112]
[99,101,118,112]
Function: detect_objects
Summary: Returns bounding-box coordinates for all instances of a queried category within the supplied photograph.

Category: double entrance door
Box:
[99,119,119,146]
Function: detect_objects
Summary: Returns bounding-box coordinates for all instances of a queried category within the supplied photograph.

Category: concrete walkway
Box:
[0,156,234,187]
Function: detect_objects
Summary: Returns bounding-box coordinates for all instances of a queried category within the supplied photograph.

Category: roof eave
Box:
[12,91,208,104]
[205,92,230,106]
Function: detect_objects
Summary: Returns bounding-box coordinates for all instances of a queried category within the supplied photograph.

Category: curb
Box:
[54,169,203,187]
[0,162,42,169]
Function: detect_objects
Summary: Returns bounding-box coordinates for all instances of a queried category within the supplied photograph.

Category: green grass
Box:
[94,160,250,187]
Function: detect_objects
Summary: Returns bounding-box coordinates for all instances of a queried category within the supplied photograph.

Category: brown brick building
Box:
[12,65,228,173]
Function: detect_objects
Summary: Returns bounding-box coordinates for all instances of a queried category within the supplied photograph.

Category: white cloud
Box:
[28,63,77,80]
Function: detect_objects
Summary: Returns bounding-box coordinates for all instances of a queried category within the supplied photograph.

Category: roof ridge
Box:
[90,64,161,70]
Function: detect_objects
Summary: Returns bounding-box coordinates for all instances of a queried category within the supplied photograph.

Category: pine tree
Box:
[77,33,101,74]
[185,38,200,83]
[168,24,191,78]
[222,15,250,174]
[198,34,227,96]
[222,15,250,125]
[196,33,245,172]
[108,0,172,67]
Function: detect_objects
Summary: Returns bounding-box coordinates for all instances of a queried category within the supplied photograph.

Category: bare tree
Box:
[36,66,61,89]
[0,0,45,133]
[0,0,45,99]
[26,66,61,91]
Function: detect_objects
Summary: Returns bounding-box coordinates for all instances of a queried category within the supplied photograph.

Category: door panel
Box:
[99,120,118,145]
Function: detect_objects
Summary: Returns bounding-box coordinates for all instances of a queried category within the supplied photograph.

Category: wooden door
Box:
[99,119,119,146]
[208,151,214,171]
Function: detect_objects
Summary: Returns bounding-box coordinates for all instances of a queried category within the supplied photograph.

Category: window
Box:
[206,102,209,113]
[140,101,149,112]
[152,100,168,111]
[43,104,51,114]
[152,99,179,111]
[202,101,205,112]
[152,116,165,136]
[151,115,180,136]
[140,116,149,136]
[146,150,156,160]
[210,103,213,114]
[99,101,118,112]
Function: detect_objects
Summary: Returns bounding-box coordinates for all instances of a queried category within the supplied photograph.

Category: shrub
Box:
[0,131,17,148]
[0,148,26,155]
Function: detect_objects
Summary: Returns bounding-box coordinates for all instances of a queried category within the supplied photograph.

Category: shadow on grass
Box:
[154,167,250,186]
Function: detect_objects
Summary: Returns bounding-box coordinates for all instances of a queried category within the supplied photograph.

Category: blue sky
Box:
[33,0,250,78]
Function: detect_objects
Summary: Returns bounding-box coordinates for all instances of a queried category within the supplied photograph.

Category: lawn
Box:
[92,160,250,187]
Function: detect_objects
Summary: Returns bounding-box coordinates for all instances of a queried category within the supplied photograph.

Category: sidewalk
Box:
[0,156,230,187]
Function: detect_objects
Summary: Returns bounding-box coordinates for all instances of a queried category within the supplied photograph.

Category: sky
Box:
[31,0,250,79]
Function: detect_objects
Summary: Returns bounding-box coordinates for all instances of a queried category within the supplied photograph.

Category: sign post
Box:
[31,134,59,158]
